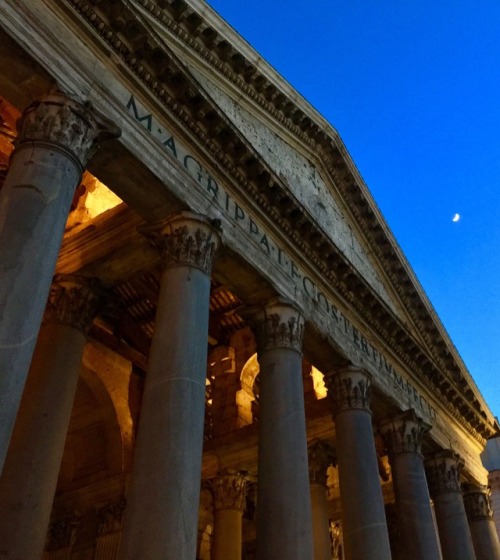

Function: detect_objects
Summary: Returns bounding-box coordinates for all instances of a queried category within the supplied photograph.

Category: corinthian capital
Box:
[16,91,120,171]
[211,472,248,512]
[462,483,494,521]
[141,211,222,275]
[326,365,372,416]
[308,440,336,485]
[251,298,304,354]
[424,449,464,497]
[44,275,104,334]
[379,409,431,458]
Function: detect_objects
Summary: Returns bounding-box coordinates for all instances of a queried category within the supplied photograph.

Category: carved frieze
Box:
[210,472,248,512]
[44,274,104,334]
[16,90,120,170]
[308,440,336,486]
[251,298,304,354]
[424,450,464,496]
[326,366,372,415]
[141,211,221,275]
[379,409,431,457]
[462,483,494,521]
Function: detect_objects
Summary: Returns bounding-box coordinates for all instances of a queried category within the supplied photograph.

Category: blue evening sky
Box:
[206,1,500,419]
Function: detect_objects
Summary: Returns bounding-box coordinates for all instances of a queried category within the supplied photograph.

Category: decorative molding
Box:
[379,409,431,457]
[424,450,464,497]
[96,498,126,536]
[44,274,104,334]
[16,91,120,171]
[326,366,372,416]
[308,440,336,486]
[462,484,494,521]
[211,472,248,512]
[250,298,304,354]
[141,211,221,274]
[46,513,80,551]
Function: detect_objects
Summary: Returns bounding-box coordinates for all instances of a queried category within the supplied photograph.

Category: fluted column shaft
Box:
[253,299,314,560]
[425,450,477,560]
[463,484,500,560]
[308,441,335,560]
[211,473,248,560]
[0,92,118,471]
[380,409,442,560]
[0,276,102,560]
[119,212,221,560]
[327,366,392,560]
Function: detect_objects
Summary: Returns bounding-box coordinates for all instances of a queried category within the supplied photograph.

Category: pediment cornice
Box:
[63,0,495,442]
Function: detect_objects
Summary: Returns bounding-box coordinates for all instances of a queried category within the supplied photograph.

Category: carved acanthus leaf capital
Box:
[462,483,494,521]
[326,366,372,416]
[210,472,248,512]
[424,450,464,496]
[251,298,304,354]
[44,275,104,334]
[379,409,431,458]
[96,498,126,536]
[141,211,221,275]
[46,513,80,551]
[16,91,120,170]
[308,440,336,485]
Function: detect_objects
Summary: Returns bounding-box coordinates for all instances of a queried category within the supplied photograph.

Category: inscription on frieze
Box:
[126,94,437,422]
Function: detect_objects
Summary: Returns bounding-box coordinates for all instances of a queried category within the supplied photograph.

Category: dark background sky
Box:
[206,0,500,418]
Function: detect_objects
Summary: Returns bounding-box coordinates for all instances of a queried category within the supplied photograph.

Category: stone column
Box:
[482,436,500,538]
[308,440,335,560]
[43,514,80,560]
[0,91,118,472]
[326,366,392,560]
[211,472,248,560]
[252,299,314,560]
[463,484,500,560]
[0,275,102,560]
[379,409,442,560]
[425,450,477,560]
[118,212,221,560]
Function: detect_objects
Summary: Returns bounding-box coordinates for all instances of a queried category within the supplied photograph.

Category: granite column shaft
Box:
[425,450,477,560]
[463,483,500,560]
[0,92,118,471]
[253,299,314,560]
[118,212,221,560]
[327,366,392,560]
[380,409,442,560]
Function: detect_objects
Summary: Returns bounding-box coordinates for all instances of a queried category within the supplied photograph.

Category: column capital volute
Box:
[379,409,431,458]
[210,471,249,512]
[308,440,336,486]
[15,90,120,172]
[43,274,104,334]
[325,364,372,416]
[424,449,464,497]
[462,483,494,521]
[141,211,222,275]
[249,297,305,354]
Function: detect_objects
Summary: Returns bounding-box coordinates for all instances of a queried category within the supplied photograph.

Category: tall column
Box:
[379,409,442,560]
[118,212,221,560]
[252,298,314,560]
[463,483,500,560]
[326,365,392,560]
[425,450,477,560]
[211,472,248,560]
[0,91,118,471]
[0,275,102,560]
[482,436,500,538]
[308,440,335,560]
[95,499,126,560]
